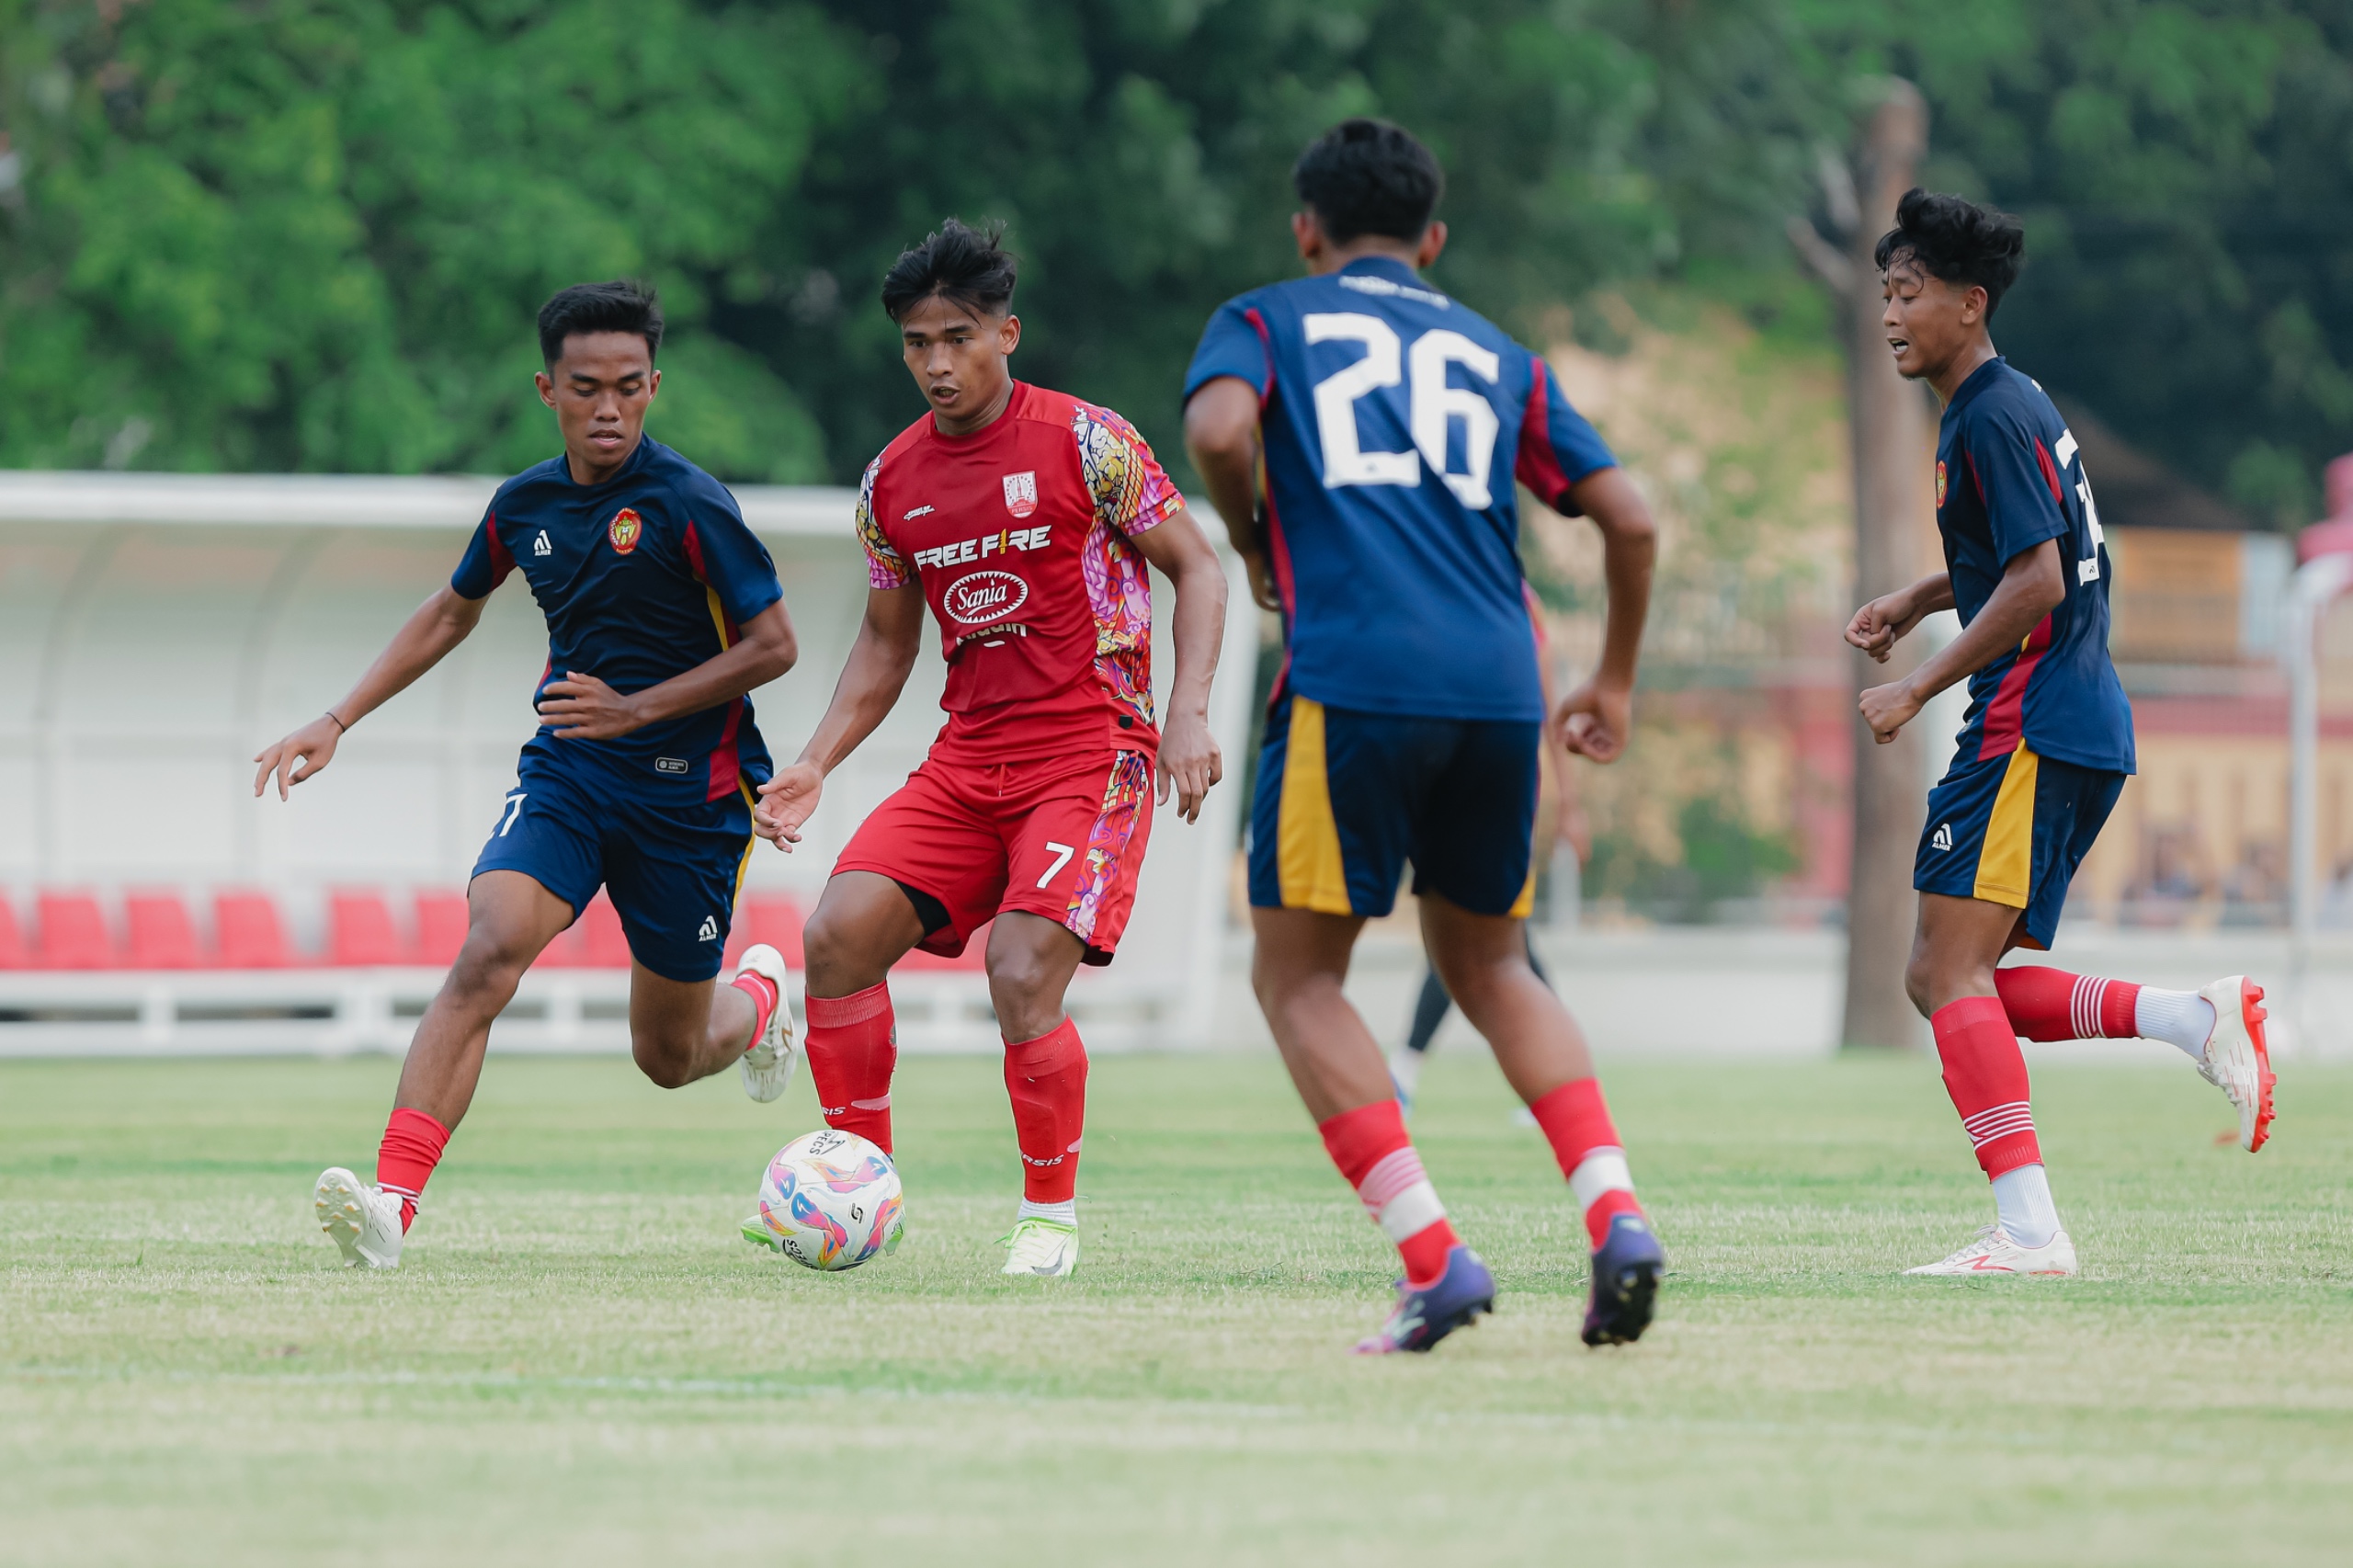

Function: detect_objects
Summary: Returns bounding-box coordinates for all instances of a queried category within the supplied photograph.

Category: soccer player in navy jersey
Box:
[1184,119,1665,1352]
[254,281,804,1269]
[1846,191,2274,1278]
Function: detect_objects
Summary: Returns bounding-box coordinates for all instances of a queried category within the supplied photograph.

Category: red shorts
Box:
[835,747,1156,966]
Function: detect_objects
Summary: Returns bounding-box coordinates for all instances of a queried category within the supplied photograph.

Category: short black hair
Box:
[537,279,663,366]
[1874,189,2026,314]
[881,219,1018,323]
[1292,119,1444,244]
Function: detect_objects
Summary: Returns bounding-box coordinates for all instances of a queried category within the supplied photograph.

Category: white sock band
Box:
[2135,987,2215,1060]
[1567,1149,1635,1211]
[1991,1163,2060,1249]
[1356,1146,1448,1242]
[1017,1199,1074,1227]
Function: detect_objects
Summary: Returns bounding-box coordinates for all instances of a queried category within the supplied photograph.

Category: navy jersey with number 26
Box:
[450,435,785,801]
[1185,256,1617,722]
[1936,358,2134,775]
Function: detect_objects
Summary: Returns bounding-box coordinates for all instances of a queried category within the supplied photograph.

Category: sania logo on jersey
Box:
[943,569,1029,626]
[608,507,642,555]
[532,529,552,557]
[1002,472,1038,518]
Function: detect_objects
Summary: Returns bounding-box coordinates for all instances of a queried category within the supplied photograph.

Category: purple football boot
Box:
[1353,1244,1495,1355]
[1583,1210,1664,1346]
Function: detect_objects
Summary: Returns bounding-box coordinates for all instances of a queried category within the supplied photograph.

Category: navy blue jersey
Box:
[1185,256,1617,722]
[1936,358,2135,774]
[451,436,784,801]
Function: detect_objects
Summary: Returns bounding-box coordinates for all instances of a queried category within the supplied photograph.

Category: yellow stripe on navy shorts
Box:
[1275,697,1352,914]
[1972,743,2040,908]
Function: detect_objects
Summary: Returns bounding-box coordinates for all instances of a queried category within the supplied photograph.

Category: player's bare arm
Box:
[1128,506,1228,822]
[1859,538,2063,744]
[755,584,926,847]
[1182,378,1278,611]
[253,584,488,799]
[1550,466,1656,765]
[1847,572,1956,663]
[537,600,796,741]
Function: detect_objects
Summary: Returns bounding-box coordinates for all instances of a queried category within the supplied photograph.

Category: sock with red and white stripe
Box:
[1994,966,2212,1061]
[374,1107,450,1233]
[729,967,779,1051]
[803,983,897,1153]
[1526,1077,1645,1249]
[1318,1099,1461,1285]
[1005,1017,1087,1207]
[1932,995,2058,1246]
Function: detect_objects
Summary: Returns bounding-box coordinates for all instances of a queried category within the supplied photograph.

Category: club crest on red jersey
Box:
[608,507,643,554]
[1002,472,1038,518]
[1935,460,1947,509]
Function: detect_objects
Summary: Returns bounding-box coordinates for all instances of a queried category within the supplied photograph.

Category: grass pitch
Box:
[3,1050,2348,1566]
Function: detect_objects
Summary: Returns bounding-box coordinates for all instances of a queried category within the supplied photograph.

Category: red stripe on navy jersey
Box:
[1976,611,2054,761]
[1513,358,1574,508]
[2034,438,2064,505]
[1966,450,1986,505]
[486,515,516,585]
[706,698,744,801]
[1244,307,1275,403]
[681,518,708,581]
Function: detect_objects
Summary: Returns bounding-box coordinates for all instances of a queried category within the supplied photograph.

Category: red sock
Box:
[1931,995,2041,1178]
[1317,1099,1461,1285]
[804,983,897,1153]
[1528,1077,1644,1249]
[1004,1017,1088,1204]
[729,968,779,1051]
[1994,965,2140,1041]
[375,1107,450,1233]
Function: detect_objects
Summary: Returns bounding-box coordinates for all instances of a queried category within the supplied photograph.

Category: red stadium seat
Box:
[36,892,119,970]
[411,892,469,966]
[125,892,200,970]
[723,894,805,969]
[899,918,989,971]
[213,891,292,969]
[327,890,403,967]
[580,892,631,968]
[0,893,29,969]
[534,912,588,969]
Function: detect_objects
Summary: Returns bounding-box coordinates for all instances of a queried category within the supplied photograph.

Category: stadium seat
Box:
[900,918,989,971]
[213,891,292,968]
[125,892,201,969]
[580,892,631,967]
[535,911,588,969]
[36,892,119,970]
[0,893,28,969]
[723,894,805,969]
[411,892,469,966]
[327,890,403,967]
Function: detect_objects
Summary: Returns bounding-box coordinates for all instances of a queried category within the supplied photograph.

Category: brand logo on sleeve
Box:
[608,507,642,554]
[1002,472,1038,518]
[532,529,552,557]
[903,505,935,520]
[1935,460,1948,509]
[943,569,1029,625]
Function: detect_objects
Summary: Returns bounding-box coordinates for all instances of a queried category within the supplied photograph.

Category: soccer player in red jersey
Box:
[1848,191,2273,1278]
[755,221,1229,1278]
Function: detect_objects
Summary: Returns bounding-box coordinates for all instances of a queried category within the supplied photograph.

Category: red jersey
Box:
[856,381,1184,761]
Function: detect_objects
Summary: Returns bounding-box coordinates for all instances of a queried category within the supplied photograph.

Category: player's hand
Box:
[1241,551,1280,614]
[1553,677,1632,764]
[253,715,344,800]
[756,762,824,849]
[1845,589,1921,664]
[1155,711,1223,824]
[1859,678,1922,744]
[537,671,644,739]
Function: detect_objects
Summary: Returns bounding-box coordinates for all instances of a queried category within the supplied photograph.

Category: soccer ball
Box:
[744,1129,904,1271]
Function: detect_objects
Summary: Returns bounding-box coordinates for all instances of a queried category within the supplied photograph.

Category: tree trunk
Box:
[1837,82,1933,1052]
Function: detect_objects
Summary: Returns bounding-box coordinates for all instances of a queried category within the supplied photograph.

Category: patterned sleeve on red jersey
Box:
[1071,400,1183,539]
[852,453,911,589]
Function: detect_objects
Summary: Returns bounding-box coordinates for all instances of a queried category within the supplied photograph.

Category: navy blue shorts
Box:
[1247,692,1539,919]
[1915,742,2125,949]
[472,741,756,983]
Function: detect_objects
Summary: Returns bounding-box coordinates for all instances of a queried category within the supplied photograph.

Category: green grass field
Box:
[3,1051,2348,1566]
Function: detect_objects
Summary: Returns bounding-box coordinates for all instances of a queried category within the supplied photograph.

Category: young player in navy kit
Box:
[1847,191,2275,1278]
[1185,120,1665,1353]
[254,281,805,1269]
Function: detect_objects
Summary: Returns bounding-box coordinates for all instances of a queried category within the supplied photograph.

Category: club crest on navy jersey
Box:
[608,506,642,554]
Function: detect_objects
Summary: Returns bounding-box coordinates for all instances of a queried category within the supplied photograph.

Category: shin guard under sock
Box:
[1004,1017,1088,1206]
[804,983,897,1153]
[1931,995,2041,1178]
[1318,1098,1460,1284]
[1527,1078,1644,1249]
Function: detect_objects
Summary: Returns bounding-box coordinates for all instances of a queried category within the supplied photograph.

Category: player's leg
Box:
[1246,694,1492,1352]
[798,871,929,1152]
[314,869,575,1268]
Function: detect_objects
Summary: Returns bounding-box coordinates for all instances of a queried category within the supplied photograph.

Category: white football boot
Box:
[999,1218,1079,1278]
[314,1167,404,1269]
[1905,1224,2076,1277]
[735,944,799,1105]
[2194,975,2275,1153]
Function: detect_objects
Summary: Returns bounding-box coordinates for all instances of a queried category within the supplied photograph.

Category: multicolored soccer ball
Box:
[743,1129,904,1272]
